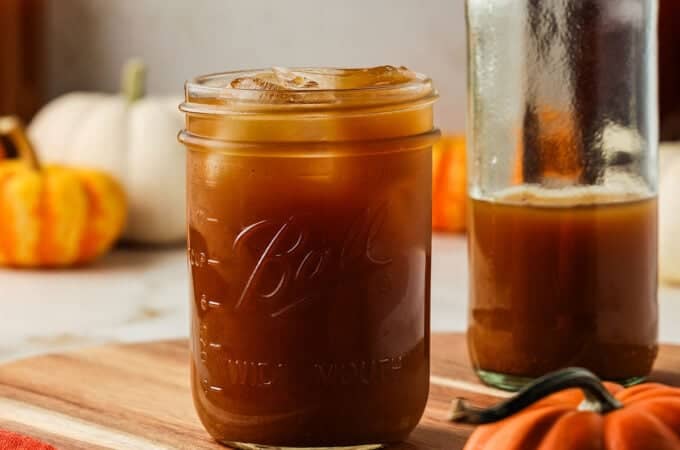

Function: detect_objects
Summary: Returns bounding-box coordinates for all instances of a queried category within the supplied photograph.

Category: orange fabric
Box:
[0,430,55,450]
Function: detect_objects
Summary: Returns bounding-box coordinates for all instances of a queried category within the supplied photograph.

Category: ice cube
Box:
[230,66,416,91]
[228,72,324,104]
[330,65,417,89]
[226,66,418,105]
[230,69,318,91]
[272,67,320,89]
[230,75,285,91]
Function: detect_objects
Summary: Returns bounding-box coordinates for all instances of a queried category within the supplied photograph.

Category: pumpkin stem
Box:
[122,58,146,102]
[449,368,623,425]
[0,116,41,170]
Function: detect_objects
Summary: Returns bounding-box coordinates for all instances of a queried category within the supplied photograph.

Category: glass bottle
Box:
[466,0,659,390]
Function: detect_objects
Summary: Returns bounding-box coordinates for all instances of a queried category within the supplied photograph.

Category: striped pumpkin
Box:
[432,135,467,233]
[0,118,126,267]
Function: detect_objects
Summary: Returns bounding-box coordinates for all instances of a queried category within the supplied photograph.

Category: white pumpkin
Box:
[28,60,185,244]
[660,143,680,285]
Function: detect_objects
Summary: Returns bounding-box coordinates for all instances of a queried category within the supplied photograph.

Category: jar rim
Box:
[181,66,438,114]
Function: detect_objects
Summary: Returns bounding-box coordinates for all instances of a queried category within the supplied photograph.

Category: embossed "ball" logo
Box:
[231,205,393,317]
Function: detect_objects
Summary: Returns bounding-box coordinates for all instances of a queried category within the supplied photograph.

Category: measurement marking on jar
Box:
[193,208,221,224]
[199,323,208,348]
[189,249,207,267]
[202,379,224,393]
[189,249,222,268]
[200,294,223,311]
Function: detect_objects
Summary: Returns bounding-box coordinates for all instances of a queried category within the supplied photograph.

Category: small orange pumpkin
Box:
[0,117,126,267]
[452,368,680,450]
[432,134,466,232]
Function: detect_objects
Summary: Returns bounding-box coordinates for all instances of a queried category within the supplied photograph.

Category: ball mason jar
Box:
[179,67,439,448]
[466,0,659,390]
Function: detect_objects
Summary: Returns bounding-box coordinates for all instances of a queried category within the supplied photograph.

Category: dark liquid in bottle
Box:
[468,187,658,383]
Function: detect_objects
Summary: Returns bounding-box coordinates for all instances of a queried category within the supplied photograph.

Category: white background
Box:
[45,0,467,132]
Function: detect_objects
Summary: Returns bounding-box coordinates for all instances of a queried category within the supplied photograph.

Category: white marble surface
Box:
[2,234,680,363]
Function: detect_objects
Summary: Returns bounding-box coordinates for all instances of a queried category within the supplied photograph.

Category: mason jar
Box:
[466,0,659,390]
[179,67,439,448]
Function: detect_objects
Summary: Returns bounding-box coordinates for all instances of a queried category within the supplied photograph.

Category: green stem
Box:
[450,368,623,425]
[121,58,146,102]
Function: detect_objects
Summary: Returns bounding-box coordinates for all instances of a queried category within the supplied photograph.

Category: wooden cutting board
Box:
[1,334,679,450]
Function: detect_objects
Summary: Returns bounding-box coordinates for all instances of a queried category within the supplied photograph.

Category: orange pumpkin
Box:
[513,108,582,185]
[432,134,466,232]
[0,117,126,267]
[452,368,680,450]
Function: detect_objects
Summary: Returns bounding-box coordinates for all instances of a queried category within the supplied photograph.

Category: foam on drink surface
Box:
[483,182,655,208]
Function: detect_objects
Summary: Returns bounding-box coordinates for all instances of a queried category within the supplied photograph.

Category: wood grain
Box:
[0,334,678,450]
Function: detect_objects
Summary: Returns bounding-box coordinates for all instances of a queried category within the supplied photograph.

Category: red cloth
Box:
[0,430,56,450]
